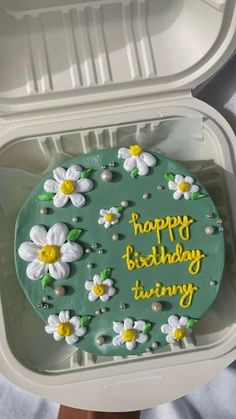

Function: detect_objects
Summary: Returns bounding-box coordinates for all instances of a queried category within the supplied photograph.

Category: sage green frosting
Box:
[14,148,224,356]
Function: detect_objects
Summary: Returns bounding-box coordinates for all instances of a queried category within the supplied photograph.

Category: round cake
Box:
[14,145,224,356]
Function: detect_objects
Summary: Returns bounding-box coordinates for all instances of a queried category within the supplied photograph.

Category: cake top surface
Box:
[15,146,224,356]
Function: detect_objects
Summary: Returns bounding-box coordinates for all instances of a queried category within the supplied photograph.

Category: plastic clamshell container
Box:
[0,0,236,412]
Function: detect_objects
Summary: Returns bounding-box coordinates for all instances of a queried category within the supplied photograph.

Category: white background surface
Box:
[1,51,236,419]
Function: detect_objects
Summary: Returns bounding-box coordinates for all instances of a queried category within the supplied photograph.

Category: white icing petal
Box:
[45,325,56,334]
[184,192,191,200]
[104,221,111,229]
[46,223,68,246]
[111,220,118,225]
[53,192,69,208]
[69,316,81,329]
[60,242,83,262]
[123,156,136,172]
[110,207,118,214]
[190,184,199,193]
[168,315,180,329]
[18,242,39,262]
[136,333,148,344]
[47,315,60,327]
[133,320,146,332]
[49,261,70,280]
[66,165,82,181]
[118,147,130,159]
[98,217,106,225]
[44,179,59,193]
[93,275,102,284]
[112,335,124,347]
[74,327,86,337]
[173,190,183,200]
[53,332,64,341]
[103,279,113,287]
[126,341,136,351]
[168,181,178,191]
[124,318,133,330]
[108,287,116,297]
[85,281,94,291]
[53,167,66,183]
[76,179,93,193]
[179,316,189,327]
[26,260,47,280]
[88,292,98,302]
[69,192,86,208]
[113,321,124,334]
[100,209,108,216]
[100,293,109,302]
[166,334,176,344]
[140,152,156,167]
[161,324,172,334]
[65,334,78,345]
[175,174,184,184]
[136,157,149,176]
[59,310,70,323]
[29,225,47,247]
[184,176,194,184]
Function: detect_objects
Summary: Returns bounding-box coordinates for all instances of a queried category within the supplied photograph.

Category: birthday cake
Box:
[14,145,224,356]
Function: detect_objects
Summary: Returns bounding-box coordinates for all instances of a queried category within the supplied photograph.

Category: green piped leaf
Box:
[67,228,83,242]
[100,268,112,280]
[81,169,93,179]
[81,315,92,327]
[142,322,152,335]
[164,172,175,181]
[187,318,198,328]
[191,192,207,200]
[131,168,139,179]
[116,206,123,214]
[41,273,53,290]
[36,192,55,201]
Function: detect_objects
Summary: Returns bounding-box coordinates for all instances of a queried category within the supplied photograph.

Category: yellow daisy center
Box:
[129,144,143,156]
[92,284,106,297]
[122,329,137,342]
[105,213,116,222]
[178,181,190,193]
[38,245,60,264]
[57,322,72,337]
[172,328,187,341]
[60,179,76,195]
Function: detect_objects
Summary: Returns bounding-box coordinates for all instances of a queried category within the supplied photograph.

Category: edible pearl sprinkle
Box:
[120,303,127,309]
[98,249,104,254]
[112,234,119,241]
[151,342,158,349]
[206,213,213,219]
[72,216,79,223]
[55,286,65,297]
[87,263,94,269]
[101,169,113,182]
[95,309,101,316]
[146,347,151,352]
[37,303,43,308]
[43,303,49,309]
[218,226,224,232]
[101,307,107,313]
[42,295,49,302]
[96,336,105,346]
[85,248,91,254]
[91,243,98,249]
[210,280,217,286]
[120,200,129,208]
[205,226,214,235]
[217,218,223,224]
[40,207,48,215]
[151,301,163,312]
[109,161,115,167]
[157,185,164,190]
[142,193,150,199]
[101,165,106,169]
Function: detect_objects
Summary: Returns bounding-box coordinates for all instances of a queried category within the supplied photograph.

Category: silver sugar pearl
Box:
[96,336,105,346]
[42,295,49,302]
[91,243,98,249]
[210,280,217,286]
[101,307,107,313]
[85,248,91,254]
[98,249,104,254]
[205,226,214,235]
[112,234,119,241]
[157,185,164,190]
[109,161,115,167]
[40,207,48,215]
[101,165,106,169]
[218,226,224,232]
[95,309,101,316]
[151,301,163,312]
[146,347,151,353]
[151,342,158,349]
[37,303,43,309]
[120,303,127,309]
[142,193,150,199]
[101,169,113,182]
[120,200,129,208]
[87,263,94,270]
[72,216,79,223]
[43,303,49,309]
[217,218,223,224]
[55,286,65,297]
[206,213,213,219]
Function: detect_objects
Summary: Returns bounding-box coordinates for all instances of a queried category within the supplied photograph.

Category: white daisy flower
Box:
[168,174,199,200]
[18,223,83,280]
[161,315,192,344]
[112,318,148,351]
[85,274,116,302]
[98,207,121,229]
[44,165,93,208]
[118,144,156,176]
[45,310,86,345]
